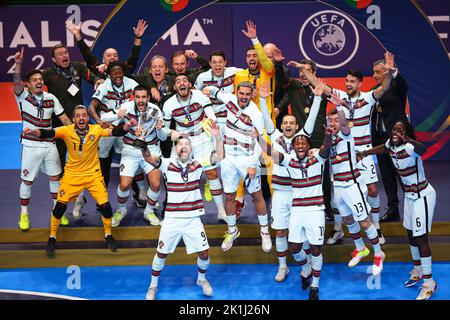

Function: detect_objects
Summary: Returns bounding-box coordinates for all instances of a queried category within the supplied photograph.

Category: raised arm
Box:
[258,82,276,134]
[209,122,224,164]
[319,125,333,158]
[287,60,332,96]
[256,129,285,165]
[58,114,72,126]
[242,20,273,73]
[13,48,24,95]
[358,144,388,161]
[88,98,109,128]
[202,86,234,105]
[303,79,325,136]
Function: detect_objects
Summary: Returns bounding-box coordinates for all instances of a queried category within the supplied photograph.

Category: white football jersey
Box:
[281,151,326,211]
[92,76,138,126]
[329,131,362,186]
[163,89,214,135]
[385,139,433,199]
[15,89,64,147]
[195,67,242,118]
[335,89,376,151]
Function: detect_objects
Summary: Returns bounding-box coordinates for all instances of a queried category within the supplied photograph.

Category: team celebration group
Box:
[12,19,437,300]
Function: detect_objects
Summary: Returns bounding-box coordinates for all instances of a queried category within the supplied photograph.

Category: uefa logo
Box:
[299,10,360,69]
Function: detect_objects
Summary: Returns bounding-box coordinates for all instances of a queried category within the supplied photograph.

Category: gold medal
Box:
[304,107,310,114]
[377,106,383,113]
[184,117,190,125]
[348,121,354,128]
[336,155,342,161]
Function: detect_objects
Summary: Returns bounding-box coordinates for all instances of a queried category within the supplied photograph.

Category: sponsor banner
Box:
[0,5,114,82]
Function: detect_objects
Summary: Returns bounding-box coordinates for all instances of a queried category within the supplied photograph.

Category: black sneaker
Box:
[301,273,312,290]
[380,208,400,223]
[133,192,146,208]
[309,287,319,300]
[46,237,56,256]
[105,235,118,252]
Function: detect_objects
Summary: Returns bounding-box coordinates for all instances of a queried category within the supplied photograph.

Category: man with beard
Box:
[65,19,148,78]
[13,48,72,230]
[202,82,271,253]
[23,105,135,255]
[139,125,223,300]
[100,85,184,227]
[358,121,437,300]
[163,74,227,223]
[258,80,325,284]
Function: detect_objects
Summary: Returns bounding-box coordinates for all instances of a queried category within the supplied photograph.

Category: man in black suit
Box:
[371,54,413,222]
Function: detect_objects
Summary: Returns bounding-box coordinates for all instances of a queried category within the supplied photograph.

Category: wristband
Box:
[135,35,143,39]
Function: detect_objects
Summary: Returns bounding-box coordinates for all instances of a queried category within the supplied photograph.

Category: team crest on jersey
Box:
[158,240,165,249]
[22,169,29,177]
[89,134,95,141]
[299,10,359,69]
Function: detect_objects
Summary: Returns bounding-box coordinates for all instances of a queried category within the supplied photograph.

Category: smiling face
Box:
[103,48,119,65]
[391,121,407,146]
[237,85,253,108]
[246,49,260,73]
[109,66,125,87]
[174,75,191,98]
[327,112,341,136]
[73,107,89,131]
[52,47,70,69]
[281,115,298,138]
[209,55,226,78]
[176,137,192,162]
[150,57,168,85]
[373,62,386,85]
[299,63,315,86]
[294,135,310,159]
[172,54,188,74]
[344,74,362,97]
[27,73,44,96]
[134,89,149,112]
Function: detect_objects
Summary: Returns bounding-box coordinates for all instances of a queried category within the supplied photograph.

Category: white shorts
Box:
[98,136,123,158]
[334,182,370,222]
[157,216,210,255]
[119,145,158,177]
[170,133,216,169]
[220,156,261,194]
[357,155,378,185]
[403,186,436,237]
[288,208,325,245]
[21,145,61,181]
[271,189,292,230]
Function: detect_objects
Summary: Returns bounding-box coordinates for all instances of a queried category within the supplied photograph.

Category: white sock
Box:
[197,256,210,281]
[209,178,226,216]
[334,213,342,231]
[226,214,237,234]
[150,254,166,288]
[117,186,129,210]
[368,195,381,229]
[20,182,32,214]
[276,236,288,268]
[311,254,323,288]
[258,214,269,234]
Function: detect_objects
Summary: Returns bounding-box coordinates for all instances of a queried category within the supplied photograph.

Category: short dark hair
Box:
[174,73,190,82]
[236,81,254,92]
[51,43,67,57]
[246,46,256,54]
[347,69,363,82]
[293,133,311,146]
[175,136,192,146]
[107,61,125,74]
[25,69,43,82]
[327,107,338,117]
[299,59,317,73]
[134,85,150,95]
[209,50,226,61]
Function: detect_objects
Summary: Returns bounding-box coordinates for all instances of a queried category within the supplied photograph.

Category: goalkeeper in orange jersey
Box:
[23,105,136,255]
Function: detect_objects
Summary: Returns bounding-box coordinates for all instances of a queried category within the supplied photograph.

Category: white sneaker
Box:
[145,286,157,300]
[404,269,423,287]
[275,267,289,282]
[73,196,86,220]
[217,211,227,223]
[416,280,438,300]
[377,229,386,245]
[348,247,370,267]
[197,279,213,296]
[144,211,160,226]
[372,251,385,276]
[221,229,240,251]
[261,232,272,252]
[112,209,127,227]
[326,230,344,245]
